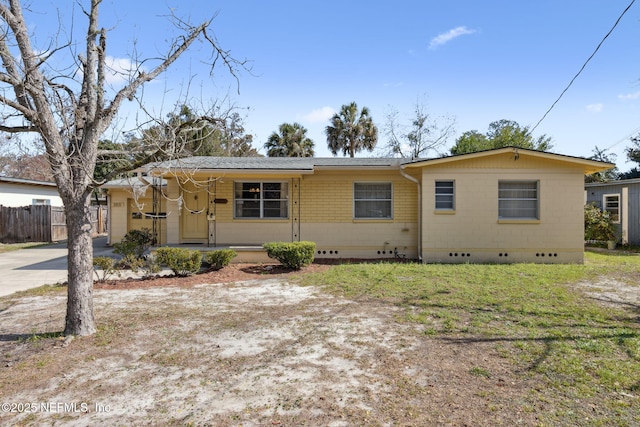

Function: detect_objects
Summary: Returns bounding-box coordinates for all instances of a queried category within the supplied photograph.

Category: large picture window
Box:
[234,181,288,219]
[498,181,539,219]
[435,180,455,210]
[354,182,392,219]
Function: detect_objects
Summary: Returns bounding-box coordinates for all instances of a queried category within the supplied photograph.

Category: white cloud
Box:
[300,106,335,123]
[429,26,476,50]
[618,91,640,100]
[104,56,145,85]
[586,103,604,113]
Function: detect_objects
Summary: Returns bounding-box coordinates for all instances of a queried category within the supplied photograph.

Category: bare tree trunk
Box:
[64,196,97,336]
[0,0,245,337]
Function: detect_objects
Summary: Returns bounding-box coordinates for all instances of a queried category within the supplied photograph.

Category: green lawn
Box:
[300,252,640,425]
[0,241,50,254]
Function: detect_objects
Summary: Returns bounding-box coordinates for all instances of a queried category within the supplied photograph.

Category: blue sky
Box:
[27,1,640,170]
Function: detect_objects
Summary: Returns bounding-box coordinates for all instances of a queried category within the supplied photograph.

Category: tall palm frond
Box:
[265,122,314,157]
[325,102,377,157]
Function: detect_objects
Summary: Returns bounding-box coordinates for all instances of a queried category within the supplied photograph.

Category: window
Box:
[498,181,539,219]
[234,181,288,219]
[354,182,392,219]
[603,194,620,223]
[435,181,455,210]
[32,199,50,205]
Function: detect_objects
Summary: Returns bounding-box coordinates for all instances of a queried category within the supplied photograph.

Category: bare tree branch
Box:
[0,123,37,132]
[383,99,455,159]
[0,93,37,120]
[0,0,249,336]
[101,20,208,134]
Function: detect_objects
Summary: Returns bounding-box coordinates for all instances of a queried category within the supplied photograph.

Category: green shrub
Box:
[263,241,316,270]
[117,253,161,278]
[117,253,144,271]
[113,228,153,258]
[93,256,118,282]
[203,249,237,271]
[585,204,617,242]
[154,247,202,276]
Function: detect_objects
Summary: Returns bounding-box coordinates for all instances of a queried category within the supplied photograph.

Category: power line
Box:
[596,126,640,166]
[531,0,636,133]
[603,126,640,152]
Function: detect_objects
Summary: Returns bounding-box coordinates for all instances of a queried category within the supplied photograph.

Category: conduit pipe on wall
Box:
[400,166,422,262]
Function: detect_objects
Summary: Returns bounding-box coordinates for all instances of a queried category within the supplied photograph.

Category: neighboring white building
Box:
[0,176,63,207]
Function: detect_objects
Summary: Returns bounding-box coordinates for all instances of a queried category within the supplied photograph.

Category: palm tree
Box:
[264,122,315,157]
[325,102,378,157]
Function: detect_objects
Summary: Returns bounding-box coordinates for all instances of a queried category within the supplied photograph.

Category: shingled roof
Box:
[145,156,410,172]
[133,147,613,176]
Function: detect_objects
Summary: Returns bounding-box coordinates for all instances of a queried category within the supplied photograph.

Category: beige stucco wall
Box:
[419,153,586,263]
[108,190,129,244]
[164,178,180,245]
[107,186,167,245]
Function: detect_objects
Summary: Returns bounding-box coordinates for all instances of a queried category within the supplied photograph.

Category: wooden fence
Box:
[0,205,107,243]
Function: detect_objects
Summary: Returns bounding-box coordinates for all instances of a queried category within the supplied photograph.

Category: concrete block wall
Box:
[421,157,586,263]
[299,170,419,259]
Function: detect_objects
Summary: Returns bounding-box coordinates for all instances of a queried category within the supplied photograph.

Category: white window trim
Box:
[353,182,393,220]
[603,193,621,224]
[234,180,289,219]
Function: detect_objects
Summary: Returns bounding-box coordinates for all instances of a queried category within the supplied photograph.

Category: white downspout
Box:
[400,166,422,262]
[622,186,629,244]
[106,193,111,246]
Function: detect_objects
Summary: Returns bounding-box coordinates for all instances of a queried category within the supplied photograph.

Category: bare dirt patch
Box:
[0,263,546,426]
[574,277,640,311]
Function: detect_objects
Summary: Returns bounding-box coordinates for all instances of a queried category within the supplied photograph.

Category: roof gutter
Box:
[400,165,422,262]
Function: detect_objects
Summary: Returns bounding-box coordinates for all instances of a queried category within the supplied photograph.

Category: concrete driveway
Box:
[0,236,115,297]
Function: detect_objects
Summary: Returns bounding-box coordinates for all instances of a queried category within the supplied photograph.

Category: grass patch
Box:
[9,283,66,298]
[300,253,640,425]
[24,331,64,343]
[0,242,51,254]
[469,366,491,378]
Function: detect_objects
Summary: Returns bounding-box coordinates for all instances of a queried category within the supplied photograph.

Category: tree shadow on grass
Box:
[585,295,640,320]
[440,329,640,392]
[402,285,640,392]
